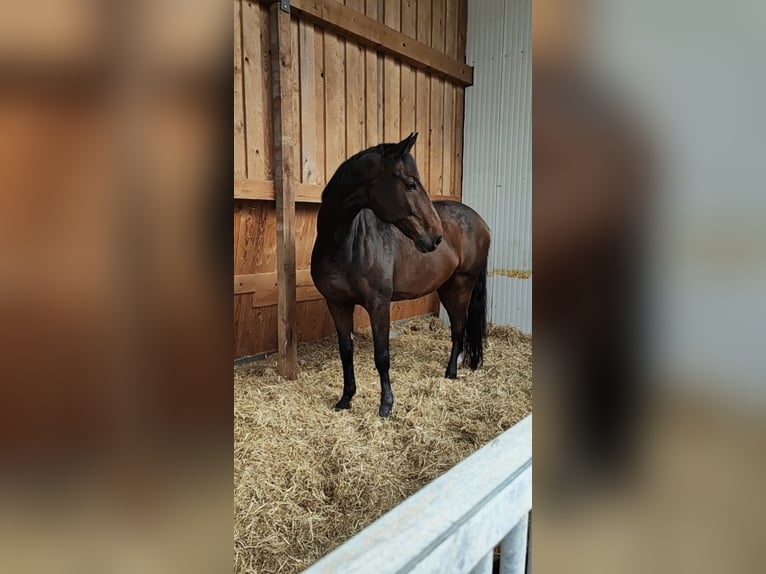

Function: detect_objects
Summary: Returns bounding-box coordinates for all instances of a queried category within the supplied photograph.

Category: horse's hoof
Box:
[378,403,393,418]
[444,369,457,379]
[334,398,351,410]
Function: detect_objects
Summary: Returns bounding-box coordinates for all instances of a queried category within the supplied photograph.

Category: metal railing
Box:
[302,415,532,574]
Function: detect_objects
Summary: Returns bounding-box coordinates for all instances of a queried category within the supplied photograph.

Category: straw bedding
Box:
[234,315,532,574]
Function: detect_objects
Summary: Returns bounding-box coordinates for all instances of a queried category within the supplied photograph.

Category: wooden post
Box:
[269,0,298,379]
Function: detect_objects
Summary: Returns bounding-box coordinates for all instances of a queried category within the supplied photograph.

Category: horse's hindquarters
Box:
[434,201,491,275]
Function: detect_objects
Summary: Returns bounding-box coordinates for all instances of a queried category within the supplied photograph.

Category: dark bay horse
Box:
[311,133,491,417]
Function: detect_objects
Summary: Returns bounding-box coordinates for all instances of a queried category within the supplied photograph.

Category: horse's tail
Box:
[463,260,488,370]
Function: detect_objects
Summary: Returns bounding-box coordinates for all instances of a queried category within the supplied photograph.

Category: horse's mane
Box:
[321,143,400,201]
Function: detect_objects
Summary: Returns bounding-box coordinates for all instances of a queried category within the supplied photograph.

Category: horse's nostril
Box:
[434,235,443,246]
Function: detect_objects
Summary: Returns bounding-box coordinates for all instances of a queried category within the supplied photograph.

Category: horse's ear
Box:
[391,132,418,159]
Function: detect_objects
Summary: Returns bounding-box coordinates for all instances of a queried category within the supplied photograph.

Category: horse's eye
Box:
[406,181,417,191]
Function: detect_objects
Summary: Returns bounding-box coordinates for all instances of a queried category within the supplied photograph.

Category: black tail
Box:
[463,261,488,370]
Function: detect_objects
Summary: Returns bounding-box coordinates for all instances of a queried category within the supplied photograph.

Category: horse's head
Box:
[367,133,444,253]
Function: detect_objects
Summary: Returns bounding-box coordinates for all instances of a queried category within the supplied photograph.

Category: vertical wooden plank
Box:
[445,0,457,54]
[270,3,298,379]
[442,0,457,195]
[295,206,321,267]
[377,2,385,143]
[234,0,246,179]
[300,21,319,184]
[454,0,467,199]
[456,0,467,58]
[259,3,274,181]
[345,0,365,155]
[429,0,445,195]
[383,0,401,142]
[292,15,301,180]
[314,27,326,184]
[364,0,379,147]
[415,0,431,185]
[442,85,454,195]
[242,1,266,181]
[324,29,346,176]
[400,0,417,150]
[453,86,464,199]
[345,1,365,16]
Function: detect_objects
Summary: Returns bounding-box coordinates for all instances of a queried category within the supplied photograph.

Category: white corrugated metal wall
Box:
[447,0,532,333]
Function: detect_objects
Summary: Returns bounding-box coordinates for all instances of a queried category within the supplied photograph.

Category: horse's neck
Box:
[317,194,367,246]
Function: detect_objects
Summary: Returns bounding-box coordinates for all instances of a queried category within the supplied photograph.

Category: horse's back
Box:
[434,201,491,273]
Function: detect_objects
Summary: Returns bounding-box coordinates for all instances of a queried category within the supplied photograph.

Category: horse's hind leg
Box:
[327,301,356,410]
[438,281,472,379]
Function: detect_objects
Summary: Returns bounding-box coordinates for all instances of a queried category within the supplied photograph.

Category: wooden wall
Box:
[234,0,469,359]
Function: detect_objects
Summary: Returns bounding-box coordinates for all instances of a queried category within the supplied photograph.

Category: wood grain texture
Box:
[289,0,473,86]
[234,203,275,275]
[383,0,401,142]
[235,269,314,296]
[364,0,379,147]
[324,29,346,178]
[236,270,321,309]
[270,4,298,378]
[345,0,365,155]
[428,0,445,195]
[235,180,447,203]
[400,0,417,146]
[235,180,323,202]
[314,25,327,184]
[453,0,467,199]
[259,4,275,180]
[415,0,431,184]
[243,1,268,180]
[295,205,319,268]
[442,0,457,195]
[300,20,319,184]
[292,15,302,177]
[234,0,246,178]
[453,84,464,199]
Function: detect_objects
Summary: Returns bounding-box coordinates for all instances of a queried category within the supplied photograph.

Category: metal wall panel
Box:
[449,0,532,333]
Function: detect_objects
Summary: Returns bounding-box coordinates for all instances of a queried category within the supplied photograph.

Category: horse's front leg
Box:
[327,300,356,410]
[368,300,394,417]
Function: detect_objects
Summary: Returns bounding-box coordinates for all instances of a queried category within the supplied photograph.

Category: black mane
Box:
[321,143,401,201]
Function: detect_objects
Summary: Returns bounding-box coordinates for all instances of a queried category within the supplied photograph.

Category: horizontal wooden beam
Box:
[234,179,274,200]
[235,179,324,203]
[235,180,460,205]
[254,285,323,308]
[285,0,473,87]
[235,270,324,308]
